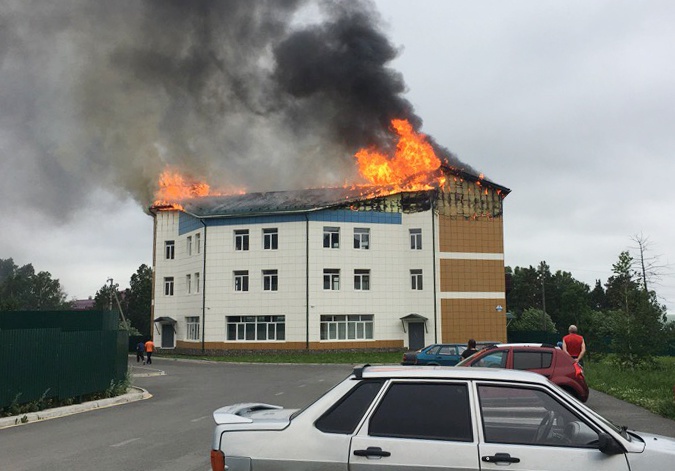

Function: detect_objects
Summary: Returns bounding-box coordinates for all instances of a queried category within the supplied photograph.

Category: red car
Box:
[456,343,589,402]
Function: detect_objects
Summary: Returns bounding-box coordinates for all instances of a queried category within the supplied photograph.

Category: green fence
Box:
[0,311,128,409]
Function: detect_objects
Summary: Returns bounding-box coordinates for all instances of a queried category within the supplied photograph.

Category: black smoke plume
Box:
[0,0,472,219]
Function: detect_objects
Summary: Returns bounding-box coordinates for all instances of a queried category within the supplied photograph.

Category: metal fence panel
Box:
[0,311,128,410]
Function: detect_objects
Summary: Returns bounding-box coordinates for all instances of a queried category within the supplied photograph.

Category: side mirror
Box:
[598,433,625,455]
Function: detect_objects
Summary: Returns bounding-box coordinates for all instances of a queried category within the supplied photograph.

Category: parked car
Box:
[401,343,466,365]
[402,341,498,366]
[210,365,675,471]
[456,343,589,402]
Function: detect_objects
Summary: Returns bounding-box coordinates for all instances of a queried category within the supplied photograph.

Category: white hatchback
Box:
[210,365,675,471]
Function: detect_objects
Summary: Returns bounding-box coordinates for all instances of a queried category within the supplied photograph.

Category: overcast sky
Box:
[1,1,673,316]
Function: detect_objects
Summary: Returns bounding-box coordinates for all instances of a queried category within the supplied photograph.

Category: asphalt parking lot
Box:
[1,357,674,471]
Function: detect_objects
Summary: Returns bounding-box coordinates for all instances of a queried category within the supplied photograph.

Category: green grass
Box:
[585,356,675,420]
[159,351,404,365]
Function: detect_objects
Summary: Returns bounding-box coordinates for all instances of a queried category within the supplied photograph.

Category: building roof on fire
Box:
[150,166,510,219]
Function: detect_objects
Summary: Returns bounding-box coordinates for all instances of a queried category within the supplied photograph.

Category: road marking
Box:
[111,438,141,448]
[275,392,284,396]
[191,416,209,423]
[298,384,306,388]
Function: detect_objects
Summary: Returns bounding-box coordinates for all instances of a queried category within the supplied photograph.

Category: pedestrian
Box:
[562,325,586,364]
[136,340,145,364]
[144,338,155,365]
[461,339,478,359]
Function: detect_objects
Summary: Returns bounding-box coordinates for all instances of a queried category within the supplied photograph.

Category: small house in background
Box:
[149,166,510,354]
[71,297,95,311]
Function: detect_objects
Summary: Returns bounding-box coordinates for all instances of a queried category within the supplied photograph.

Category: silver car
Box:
[210,365,675,471]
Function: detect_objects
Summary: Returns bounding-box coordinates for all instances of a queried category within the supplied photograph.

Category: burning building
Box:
[149,136,510,353]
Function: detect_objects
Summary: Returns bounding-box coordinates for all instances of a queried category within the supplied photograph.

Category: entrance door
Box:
[161,323,174,348]
[408,323,425,350]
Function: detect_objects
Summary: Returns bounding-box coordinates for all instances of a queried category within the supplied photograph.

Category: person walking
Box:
[136,340,145,364]
[461,339,478,359]
[144,338,155,365]
[562,325,586,363]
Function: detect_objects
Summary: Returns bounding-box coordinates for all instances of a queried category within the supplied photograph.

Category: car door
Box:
[476,383,630,471]
[349,380,480,471]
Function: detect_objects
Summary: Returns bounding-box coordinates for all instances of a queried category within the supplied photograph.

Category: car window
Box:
[426,346,440,355]
[315,380,384,434]
[478,385,599,448]
[513,351,553,369]
[471,350,507,368]
[368,382,473,442]
[438,345,457,355]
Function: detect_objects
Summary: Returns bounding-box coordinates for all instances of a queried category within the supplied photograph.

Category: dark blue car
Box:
[401,343,467,366]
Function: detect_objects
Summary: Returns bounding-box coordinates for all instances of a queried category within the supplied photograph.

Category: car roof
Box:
[491,343,557,349]
[354,364,550,385]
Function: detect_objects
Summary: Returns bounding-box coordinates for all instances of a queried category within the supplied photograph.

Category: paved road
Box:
[1,358,673,471]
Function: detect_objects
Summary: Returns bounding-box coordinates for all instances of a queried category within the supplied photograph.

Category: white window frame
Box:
[186,316,200,341]
[262,269,278,291]
[186,274,192,294]
[411,269,423,290]
[187,236,193,256]
[234,270,249,292]
[323,269,340,290]
[235,230,249,251]
[323,226,340,248]
[164,277,174,296]
[353,228,370,250]
[263,228,278,250]
[226,315,286,341]
[194,272,200,293]
[354,269,370,291]
[410,228,422,250]
[195,233,201,254]
[320,315,374,340]
[165,240,175,260]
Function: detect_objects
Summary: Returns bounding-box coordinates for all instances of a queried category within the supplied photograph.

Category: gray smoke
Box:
[0,0,472,219]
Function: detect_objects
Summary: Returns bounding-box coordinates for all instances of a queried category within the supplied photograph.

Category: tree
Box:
[125,264,153,337]
[0,258,69,311]
[509,308,556,332]
[605,251,666,366]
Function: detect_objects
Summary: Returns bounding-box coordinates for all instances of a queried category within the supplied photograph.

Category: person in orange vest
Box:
[144,339,155,365]
[562,325,586,364]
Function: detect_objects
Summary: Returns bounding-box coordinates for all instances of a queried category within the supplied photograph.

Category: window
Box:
[353,228,370,249]
[411,269,423,290]
[262,269,278,291]
[194,272,200,293]
[186,316,200,341]
[187,236,192,256]
[320,315,374,340]
[470,350,508,368]
[369,382,473,442]
[164,240,175,260]
[315,380,385,434]
[235,229,249,251]
[234,270,249,292]
[186,274,192,294]
[195,233,201,254]
[410,228,422,250]
[354,269,370,291]
[513,351,553,370]
[323,226,340,248]
[263,228,278,250]
[478,385,598,447]
[164,277,174,296]
[226,315,285,341]
[323,269,340,290]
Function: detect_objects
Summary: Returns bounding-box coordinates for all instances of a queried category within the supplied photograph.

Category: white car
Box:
[210,365,675,471]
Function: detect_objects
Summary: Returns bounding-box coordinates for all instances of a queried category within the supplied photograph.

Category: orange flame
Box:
[355,119,441,191]
[152,168,245,210]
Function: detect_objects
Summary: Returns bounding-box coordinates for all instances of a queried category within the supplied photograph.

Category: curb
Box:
[0,386,152,430]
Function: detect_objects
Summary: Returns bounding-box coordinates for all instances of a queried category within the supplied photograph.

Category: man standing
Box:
[563,325,586,363]
[136,340,145,364]
[461,339,478,359]
[144,338,155,365]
